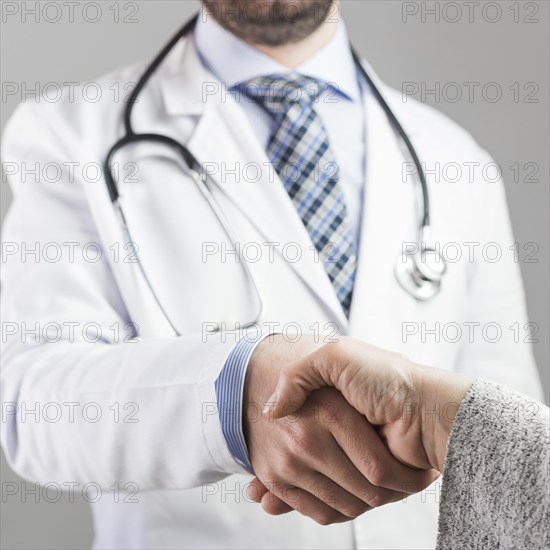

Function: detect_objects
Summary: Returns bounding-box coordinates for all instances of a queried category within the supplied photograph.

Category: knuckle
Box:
[340,501,367,518]
[364,491,386,508]
[320,341,344,363]
[282,484,303,504]
[366,460,389,487]
[260,475,281,494]
[278,367,294,386]
[286,426,315,456]
[315,511,339,526]
[276,455,298,480]
[319,400,342,426]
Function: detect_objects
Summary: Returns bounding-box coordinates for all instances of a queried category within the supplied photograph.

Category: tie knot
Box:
[232,74,326,114]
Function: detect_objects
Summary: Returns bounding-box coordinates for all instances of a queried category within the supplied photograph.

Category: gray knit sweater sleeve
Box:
[437,378,549,549]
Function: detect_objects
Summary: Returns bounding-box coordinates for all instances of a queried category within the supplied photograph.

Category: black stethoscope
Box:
[103,14,447,334]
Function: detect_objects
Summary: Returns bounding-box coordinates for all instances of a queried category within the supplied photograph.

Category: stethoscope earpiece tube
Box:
[351,49,430,228]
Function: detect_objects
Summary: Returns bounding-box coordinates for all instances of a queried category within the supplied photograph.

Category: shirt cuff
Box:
[214,331,266,472]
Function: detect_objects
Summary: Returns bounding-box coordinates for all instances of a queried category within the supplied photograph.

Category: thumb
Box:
[263,349,335,419]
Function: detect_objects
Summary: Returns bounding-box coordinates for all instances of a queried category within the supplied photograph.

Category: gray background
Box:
[1,1,548,548]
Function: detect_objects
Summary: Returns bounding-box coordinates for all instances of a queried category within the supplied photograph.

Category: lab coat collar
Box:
[160,36,209,117]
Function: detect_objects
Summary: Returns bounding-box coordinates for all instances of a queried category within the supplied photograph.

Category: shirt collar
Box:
[194,10,360,102]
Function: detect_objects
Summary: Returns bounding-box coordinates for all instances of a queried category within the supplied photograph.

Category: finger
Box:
[331,415,438,493]
[378,424,433,471]
[265,349,338,419]
[260,492,293,515]
[310,435,411,508]
[248,478,293,514]
[248,479,294,514]
[247,477,269,503]
[294,470,372,519]
[263,480,351,526]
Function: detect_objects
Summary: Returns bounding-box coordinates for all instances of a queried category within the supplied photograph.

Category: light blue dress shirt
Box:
[195,15,366,471]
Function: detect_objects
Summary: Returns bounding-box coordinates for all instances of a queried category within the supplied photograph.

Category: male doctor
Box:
[0,1,543,549]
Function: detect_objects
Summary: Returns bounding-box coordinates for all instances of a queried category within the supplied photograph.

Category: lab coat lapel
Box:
[161,38,349,329]
[347,84,418,331]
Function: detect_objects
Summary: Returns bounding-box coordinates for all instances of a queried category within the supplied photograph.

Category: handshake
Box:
[243,335,473,525]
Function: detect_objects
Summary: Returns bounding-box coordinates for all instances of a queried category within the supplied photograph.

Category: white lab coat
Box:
[1,35,542,550]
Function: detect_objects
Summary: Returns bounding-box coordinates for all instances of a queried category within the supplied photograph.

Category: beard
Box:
[203,0,336,46]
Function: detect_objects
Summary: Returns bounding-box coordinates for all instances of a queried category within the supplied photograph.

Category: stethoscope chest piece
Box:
[394,246,447,301]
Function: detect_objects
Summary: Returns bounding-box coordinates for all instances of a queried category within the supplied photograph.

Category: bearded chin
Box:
[203,0,336,46]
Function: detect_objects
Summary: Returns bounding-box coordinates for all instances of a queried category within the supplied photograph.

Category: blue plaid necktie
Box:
[233,74,357,317]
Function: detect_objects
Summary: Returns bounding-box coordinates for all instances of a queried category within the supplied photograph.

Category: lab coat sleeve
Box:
[452,149,543,401]
[0,101,250,491]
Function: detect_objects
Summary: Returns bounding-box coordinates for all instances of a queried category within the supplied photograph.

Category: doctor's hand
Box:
[243,335,438,525]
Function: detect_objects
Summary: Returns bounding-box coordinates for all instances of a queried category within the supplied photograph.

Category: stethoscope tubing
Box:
[104,13,443,335]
